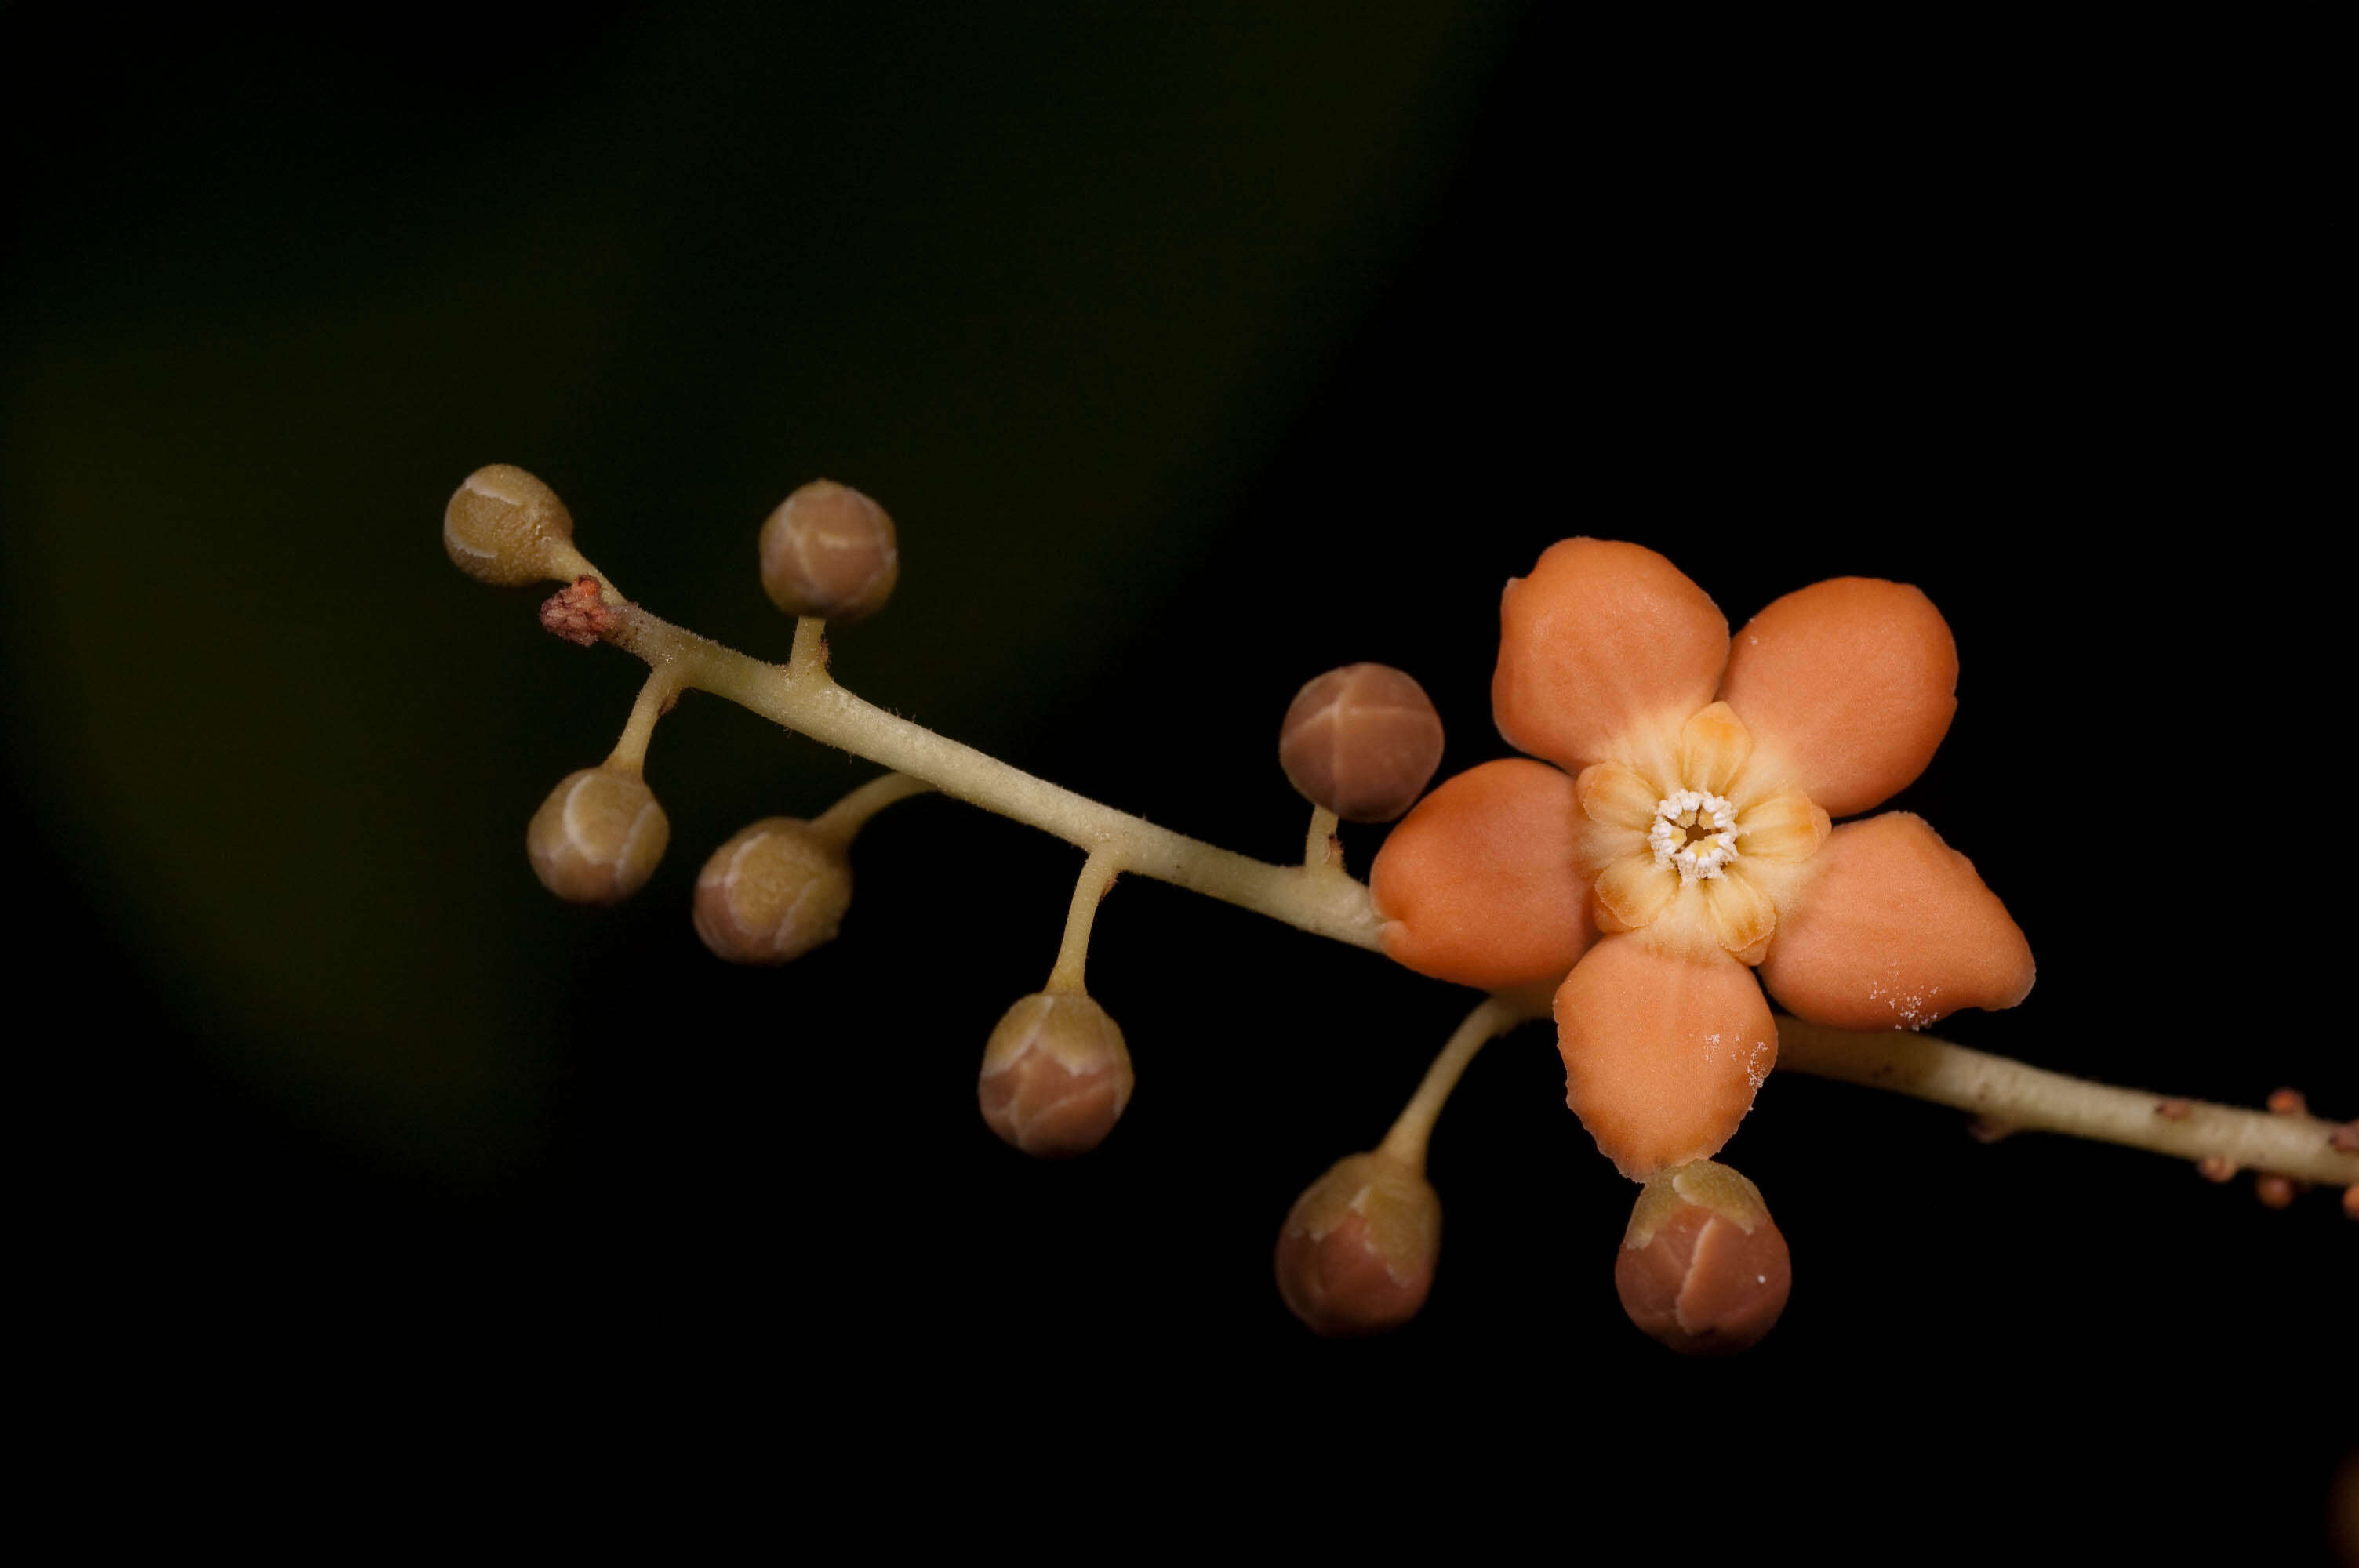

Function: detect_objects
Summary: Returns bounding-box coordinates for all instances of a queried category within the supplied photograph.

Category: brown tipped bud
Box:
[1274,1151,1441,1337]
[978,993,1132,1157]
[1615,1160,1791,1356]
[2254,1174,2297,1210]
[758,479,899,623]
[526,766,668,905]
[692,818,852,964]
[1278,663,1445,822]
[445,464,578,586]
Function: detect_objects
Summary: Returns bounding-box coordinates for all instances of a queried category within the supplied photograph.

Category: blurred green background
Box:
[6,3,2346,1548]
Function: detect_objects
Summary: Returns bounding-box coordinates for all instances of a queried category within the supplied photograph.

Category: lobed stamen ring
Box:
[1648,788,1738,884]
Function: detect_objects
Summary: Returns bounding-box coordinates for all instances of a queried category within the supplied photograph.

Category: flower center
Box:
[1648,788,1736,884]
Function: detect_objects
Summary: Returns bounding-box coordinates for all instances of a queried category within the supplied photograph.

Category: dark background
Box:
[7,3,2347,1552]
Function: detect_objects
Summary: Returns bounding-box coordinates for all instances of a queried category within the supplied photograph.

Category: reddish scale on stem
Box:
[539,576,616,646]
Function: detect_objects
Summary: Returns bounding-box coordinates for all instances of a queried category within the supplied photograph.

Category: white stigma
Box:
[1648,788,1738,884]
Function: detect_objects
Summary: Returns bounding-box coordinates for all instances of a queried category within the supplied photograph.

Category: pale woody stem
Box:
[595,592,1384,950]
[809,771,933,851]
[604,667,680,776]
[1046,850,1121,995]
[1776,1018,2359,1188]
[1378,996,1532,1172]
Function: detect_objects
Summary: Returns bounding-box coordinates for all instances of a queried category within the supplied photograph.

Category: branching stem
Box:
[595,591,1383,949]
[1378,995,1534,1171]
[556,572,2354,1199]
[604,667,679,776]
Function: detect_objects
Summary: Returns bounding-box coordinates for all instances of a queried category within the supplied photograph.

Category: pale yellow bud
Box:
[445,464,578,586]
[692,818,852,964]
[526,766,668,905]
[758,480,899,623]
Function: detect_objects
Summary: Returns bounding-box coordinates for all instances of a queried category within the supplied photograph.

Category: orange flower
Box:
[1369,540,2034,1180]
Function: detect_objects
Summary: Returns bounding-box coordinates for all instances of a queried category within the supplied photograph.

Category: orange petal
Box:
[1720,578,1957,818]
[1761,812,2034,1030]
[1493,539,1728,775]
[1371,759,1595,989]
[1554,937,1777,1179]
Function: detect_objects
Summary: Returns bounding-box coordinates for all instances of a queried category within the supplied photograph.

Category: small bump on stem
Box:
[787,616,831,684]
[1303,806,1343,874]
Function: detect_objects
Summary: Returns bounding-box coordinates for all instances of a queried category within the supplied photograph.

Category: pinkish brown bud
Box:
[445,464,579,586]
[978,992,1133,1157]
[1614,1160,1791,1356]
[692,818,853,964]
[2254,1173,2297,1210]
[1278,663,1445,822]
[526,765,668,905]
[758,479,899,623]
[1274,1151,1441,1337]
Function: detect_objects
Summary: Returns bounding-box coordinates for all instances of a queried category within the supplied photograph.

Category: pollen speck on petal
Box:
[1761,811,2034,1030]
[1555,938,1778,1179]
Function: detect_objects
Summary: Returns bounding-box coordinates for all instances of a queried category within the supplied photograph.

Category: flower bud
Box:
[978,992,1133,1157]
[692,818,852,964]
[1278,663,1445,822]
[526,765,668,905]
[1274,1151,1441,1337]
[445,464,578,586]
[758,479,899,623]
[1614,1160,1791,1356]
